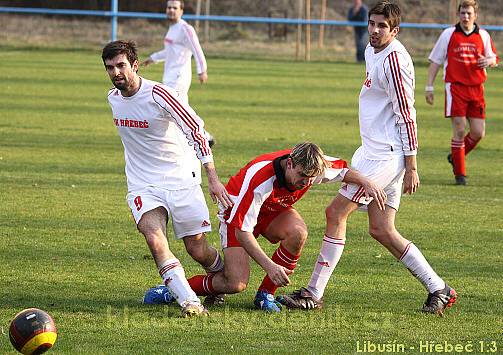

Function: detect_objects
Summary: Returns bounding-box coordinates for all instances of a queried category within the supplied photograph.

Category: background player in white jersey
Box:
[145,142,386,312]
[101,40,232,317]
[142,0,207,101]
[425,0,499,185]
[141,0,215,146]
[279,1,457,316]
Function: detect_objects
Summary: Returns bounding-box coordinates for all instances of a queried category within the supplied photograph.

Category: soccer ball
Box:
[9,308,57,355]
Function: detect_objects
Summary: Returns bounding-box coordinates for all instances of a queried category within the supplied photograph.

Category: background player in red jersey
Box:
[185,142,386,312]
[425,0,499,185]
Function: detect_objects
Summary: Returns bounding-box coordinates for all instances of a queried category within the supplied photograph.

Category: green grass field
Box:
[1,47,502,354]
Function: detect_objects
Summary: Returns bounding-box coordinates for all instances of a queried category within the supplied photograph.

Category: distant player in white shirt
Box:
[101,40,232,317]
[141,0,215,146]
[279,1,457,316]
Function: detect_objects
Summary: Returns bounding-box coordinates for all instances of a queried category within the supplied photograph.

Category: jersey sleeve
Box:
[227,163,274,232]
[383,51,418,156]
[428,28,453,65]
[181,24,207,75]
[152,84,213,164]
[149,48,167,63]
[313,156,349,184]
[481,29,499,64]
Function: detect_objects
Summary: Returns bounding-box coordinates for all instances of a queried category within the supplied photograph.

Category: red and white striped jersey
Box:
[224,150,348,232]
[107,78,212,192]
[429,23,499,86]
[149,19,207,96]
[360,39,418,160]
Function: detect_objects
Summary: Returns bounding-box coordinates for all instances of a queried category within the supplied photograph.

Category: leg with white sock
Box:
[306,194,359,300]
[367,203,445,293]
[138,207,203,309]
[183,233,224,274]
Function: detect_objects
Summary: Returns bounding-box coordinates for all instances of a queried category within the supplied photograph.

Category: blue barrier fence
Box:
[2,4,503,42]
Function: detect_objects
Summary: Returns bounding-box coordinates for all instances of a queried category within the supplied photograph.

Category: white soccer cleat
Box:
[180,301,209,318]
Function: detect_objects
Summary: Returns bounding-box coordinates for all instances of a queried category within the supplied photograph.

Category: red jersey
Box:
[429,23,499,86]
[223,150,348,233]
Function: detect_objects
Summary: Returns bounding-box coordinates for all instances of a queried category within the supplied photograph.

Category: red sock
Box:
[258,245,300,295]
[187,274,215,296]
[464,133,480,156]
[451,139,466,176]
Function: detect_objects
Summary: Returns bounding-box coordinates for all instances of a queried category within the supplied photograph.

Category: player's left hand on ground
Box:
[403,169,420,194]
[208,180,233,209]
[363,181,387,211]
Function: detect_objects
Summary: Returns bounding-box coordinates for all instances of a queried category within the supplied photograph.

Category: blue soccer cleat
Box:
[143,284,175,305]
[254,290,282,313]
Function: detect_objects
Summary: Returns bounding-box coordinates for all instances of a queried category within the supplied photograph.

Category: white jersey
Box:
[107,77,212,192]
[150,19,207,96]
[359,39,418,160]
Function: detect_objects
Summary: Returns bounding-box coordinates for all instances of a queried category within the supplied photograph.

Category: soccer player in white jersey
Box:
[425,0,499,186]
[101,40,232,317]
[279,1,457,316]
[142,0,207,103]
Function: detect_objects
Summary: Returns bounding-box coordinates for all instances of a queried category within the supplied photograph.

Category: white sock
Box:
[307,235,345,300]
[158,258,200,306]
[204,248,224,274]
[400,243,445,293]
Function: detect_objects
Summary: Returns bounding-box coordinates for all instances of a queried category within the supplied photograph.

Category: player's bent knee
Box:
[368,226,386,241]
[325,205,346,225]
[284,224,308,249]
[224,278,248,294]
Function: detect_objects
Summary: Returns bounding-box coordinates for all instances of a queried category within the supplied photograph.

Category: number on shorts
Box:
[134,196,142,211]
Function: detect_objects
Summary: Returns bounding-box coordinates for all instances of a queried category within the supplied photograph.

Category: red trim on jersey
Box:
[388,51,417,150]
[152,85,210,156]
[228,163,275,229]
[327,159,348,169]
[182,23,205,72]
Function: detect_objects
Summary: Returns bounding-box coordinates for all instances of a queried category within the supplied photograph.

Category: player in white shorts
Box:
[279,1,457,316]
[339,146,405,211]
[102,40,232,317]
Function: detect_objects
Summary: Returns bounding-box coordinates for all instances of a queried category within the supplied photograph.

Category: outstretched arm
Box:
[342,169,387,210]
[236,229,292,286]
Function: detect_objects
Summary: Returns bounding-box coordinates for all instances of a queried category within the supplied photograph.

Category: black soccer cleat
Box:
[455,175,467,185]
[276,287,323,310]
[203,294,225,307]
[422,284,457,316]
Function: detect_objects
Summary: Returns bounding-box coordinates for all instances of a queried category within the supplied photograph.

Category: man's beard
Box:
[113,77,128,90]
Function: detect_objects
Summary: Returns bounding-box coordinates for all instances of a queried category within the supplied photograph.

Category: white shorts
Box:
[339,146,405,211]
[126,185,211,239]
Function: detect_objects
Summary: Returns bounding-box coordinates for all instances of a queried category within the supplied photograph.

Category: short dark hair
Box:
[101,40,138,66]
[167,0,184,10]
[369,1,401,29]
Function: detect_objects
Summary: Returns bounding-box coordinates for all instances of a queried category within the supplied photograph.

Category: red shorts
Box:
[219,208,292,248]
[445,82,485,119]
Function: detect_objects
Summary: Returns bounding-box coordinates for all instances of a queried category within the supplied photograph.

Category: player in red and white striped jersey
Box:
[426,0,499,185]
[102,40,232,317]
[187,142,386,312]
[280,2,457,316]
